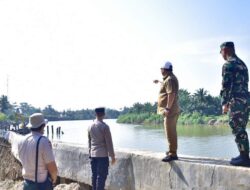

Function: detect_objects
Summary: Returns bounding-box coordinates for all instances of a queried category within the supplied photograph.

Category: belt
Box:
[24,179,36,184]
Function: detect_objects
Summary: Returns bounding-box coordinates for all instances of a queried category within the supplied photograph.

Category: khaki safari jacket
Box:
[157,73,180,116]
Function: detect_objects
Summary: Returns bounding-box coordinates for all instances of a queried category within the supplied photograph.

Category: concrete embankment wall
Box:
[54,142,250,190]
[1,138,250,190]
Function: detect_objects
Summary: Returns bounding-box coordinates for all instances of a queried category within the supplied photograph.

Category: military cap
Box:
[95,107,105,113]
[220,41,235,49]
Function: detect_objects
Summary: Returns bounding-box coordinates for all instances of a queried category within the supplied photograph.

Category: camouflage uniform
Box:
[220,54,250,152]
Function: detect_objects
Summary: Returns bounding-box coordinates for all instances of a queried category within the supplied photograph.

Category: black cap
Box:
[220,41,235,49]
[95,107,105,113]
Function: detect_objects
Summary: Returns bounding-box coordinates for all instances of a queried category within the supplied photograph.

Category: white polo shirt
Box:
[6,131,55,182]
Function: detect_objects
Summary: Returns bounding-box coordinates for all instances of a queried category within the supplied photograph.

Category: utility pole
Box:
[6,75,9,98]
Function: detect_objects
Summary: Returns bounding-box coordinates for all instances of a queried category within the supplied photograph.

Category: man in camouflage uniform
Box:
[220,41,250,166]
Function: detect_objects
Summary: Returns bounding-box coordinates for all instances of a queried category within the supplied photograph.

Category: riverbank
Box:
[117,112,229,126]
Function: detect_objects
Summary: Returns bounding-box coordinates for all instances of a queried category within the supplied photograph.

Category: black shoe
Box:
[230,155,250,167]
[162,155,178,162]
[231,154,241,161]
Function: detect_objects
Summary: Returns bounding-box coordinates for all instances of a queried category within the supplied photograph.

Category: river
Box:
[46,119,250,159]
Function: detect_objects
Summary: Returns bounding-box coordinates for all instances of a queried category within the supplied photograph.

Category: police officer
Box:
[88,107,116,190]
[220,42,250,166]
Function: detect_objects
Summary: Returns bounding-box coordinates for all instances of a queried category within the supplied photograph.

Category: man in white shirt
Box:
[5,113,58,190]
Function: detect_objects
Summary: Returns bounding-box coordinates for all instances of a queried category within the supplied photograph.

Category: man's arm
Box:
[46,161,58,184]
[88,129,91,157]
[220,63,233,113]
[41,139,58,184]
[104,126,116,165]
[153,80,163,84]
[163,93,176,116]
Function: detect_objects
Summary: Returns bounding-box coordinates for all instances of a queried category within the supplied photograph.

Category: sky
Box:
[0,0,250,111]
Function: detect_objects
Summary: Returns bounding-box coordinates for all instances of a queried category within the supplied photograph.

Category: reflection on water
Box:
[47,119,250,159]
[142,124,232,137]
[178,125,231,137]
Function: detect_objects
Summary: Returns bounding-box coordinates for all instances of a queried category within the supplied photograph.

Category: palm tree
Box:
[193,88,208,103]
[192,88,221,115]
[179,89,191,113]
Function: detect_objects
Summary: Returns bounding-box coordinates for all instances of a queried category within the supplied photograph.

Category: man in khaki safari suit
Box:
[154,61,180,162]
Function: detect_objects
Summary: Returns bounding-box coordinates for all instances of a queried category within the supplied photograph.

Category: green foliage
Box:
[60,108,120,121]
[120,102,156,115]
[117,113,151,124]
[144,114,163,124]
[180,88,221,115]
[178,112,215,125]
[118,88,224,125]
[0,112,7,121]
[43,105,61,120]
[0,95,11,114]
[19,102,41,117]
[118,112,228,125]
[0,86,225,124]
[0,94,120,122]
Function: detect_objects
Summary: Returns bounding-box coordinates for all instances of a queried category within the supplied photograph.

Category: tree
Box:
[19,102,41,117]
[191,88,220,115]
[42,105,60,121]
[118,88,222,118]
[132,103,144,113]
[0,95,11,114]
[193,88,208,103]
[178,89,191,113]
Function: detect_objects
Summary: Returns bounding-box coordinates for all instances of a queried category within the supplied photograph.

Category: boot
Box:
[231,152,243,161]
[230,152,250,167]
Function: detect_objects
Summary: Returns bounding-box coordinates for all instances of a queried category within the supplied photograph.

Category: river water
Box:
[47,119,250,159]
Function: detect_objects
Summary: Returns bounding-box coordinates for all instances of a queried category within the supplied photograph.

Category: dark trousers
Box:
[90,157,109,190]
[23,177,53,190]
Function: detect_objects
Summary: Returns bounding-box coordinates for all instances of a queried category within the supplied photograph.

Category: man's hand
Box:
[163,109,170,117]
[46,161,58,186]
[48,141,52,148]
[153,80,159,84]
[111,157,116,165]
[52,177,57,186]
[222,104,229,114]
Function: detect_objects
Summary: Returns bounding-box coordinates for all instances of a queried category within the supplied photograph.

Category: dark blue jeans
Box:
[90,157,109,190]
[23,176,53,190]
